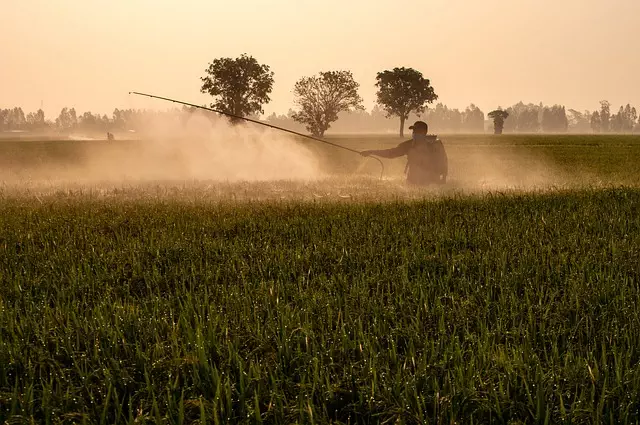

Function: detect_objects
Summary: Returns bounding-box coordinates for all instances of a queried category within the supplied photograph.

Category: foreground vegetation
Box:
[2,135,640,423]
[2,185,640,424]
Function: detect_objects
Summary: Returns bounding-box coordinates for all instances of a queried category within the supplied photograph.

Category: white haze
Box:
[0,111,324,187]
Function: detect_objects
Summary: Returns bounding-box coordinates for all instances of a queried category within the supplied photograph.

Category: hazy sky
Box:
[2,0,639,119]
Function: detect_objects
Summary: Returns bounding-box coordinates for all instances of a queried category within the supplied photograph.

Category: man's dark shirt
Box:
[371,135,448,185]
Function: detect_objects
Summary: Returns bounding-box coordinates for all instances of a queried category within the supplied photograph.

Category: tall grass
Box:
[2,187,640,423]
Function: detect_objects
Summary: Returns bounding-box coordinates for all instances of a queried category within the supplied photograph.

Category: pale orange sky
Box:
[2,0,639,119]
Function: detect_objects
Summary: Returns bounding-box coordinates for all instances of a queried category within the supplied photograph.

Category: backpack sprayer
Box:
[128,92,385,179]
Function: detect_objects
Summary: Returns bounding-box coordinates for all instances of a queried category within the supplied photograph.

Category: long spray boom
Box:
[128,92,384,179]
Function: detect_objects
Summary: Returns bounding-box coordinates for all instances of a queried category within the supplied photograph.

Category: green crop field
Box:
[2,133,640,189]
[2,134,640,424]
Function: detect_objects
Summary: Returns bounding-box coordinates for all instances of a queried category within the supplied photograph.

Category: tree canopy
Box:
[291,71,363,137]
[488,109,509,135]
[375,67,438,137]
[200,54,274,122]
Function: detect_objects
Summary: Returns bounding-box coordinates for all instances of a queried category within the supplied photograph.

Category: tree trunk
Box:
[399,115,405,138]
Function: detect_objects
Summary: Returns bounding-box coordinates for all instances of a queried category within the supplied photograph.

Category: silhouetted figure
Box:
[107,132,114,141]
[360,120,448,186]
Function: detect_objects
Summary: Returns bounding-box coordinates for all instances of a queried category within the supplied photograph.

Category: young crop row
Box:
[1,188,640,423]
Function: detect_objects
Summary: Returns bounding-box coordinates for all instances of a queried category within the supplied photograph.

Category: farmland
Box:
[2,133,640,191]
[2,134,640,424]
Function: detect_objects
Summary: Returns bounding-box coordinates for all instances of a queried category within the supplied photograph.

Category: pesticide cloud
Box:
[3,110,323,187]
[447,147,570,191]
[0,115,614,201]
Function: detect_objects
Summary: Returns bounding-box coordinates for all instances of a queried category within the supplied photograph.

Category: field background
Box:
[2,134,640,189]
[2,134,640,424]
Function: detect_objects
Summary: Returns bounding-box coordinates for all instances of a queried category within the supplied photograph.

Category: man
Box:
[360,120,448,185]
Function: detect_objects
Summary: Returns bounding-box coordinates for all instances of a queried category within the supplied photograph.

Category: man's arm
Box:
[361,140,411,159]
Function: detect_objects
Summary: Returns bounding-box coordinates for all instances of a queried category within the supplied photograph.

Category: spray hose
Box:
[128,92,385,180]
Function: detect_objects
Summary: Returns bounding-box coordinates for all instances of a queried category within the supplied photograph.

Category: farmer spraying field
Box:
[361,120,448,185]
[128,93,453,185]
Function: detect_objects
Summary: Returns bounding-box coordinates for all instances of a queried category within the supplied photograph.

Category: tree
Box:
[610,106,624,133]
[375,67,438,137]
[623,104,636,133]
[488,109,509,135]
[264,109,306,133]
[200,54,274,122]
[112,109,125,129]
[568,109,591,133]
[2,107,26,131]
[26,109,46,130]
[56,107,77,131]
[599,100,611,133]
[502,102,541,133]
[423,103,464,133]
[291,70,363,137]
[462,104,485,133]
[607,104,637,133]
[502,106,518,133]
[541,108,553,132]
[541,105,568,133]
[590,111,601,133]
[14,107,26,130]
[517,108,540,133]
[78,111,111,133]
[330,109,374,133]
[370,104,394,133]
[0,109,7,131]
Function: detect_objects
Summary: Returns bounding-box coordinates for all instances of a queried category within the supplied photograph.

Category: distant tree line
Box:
[588,101,639,133]
[263,103,486,135]
[0,104,486,135]
[2,53,639,136]
[3,100,638,137]
[487,101,639,135]
[0,106,199,136]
